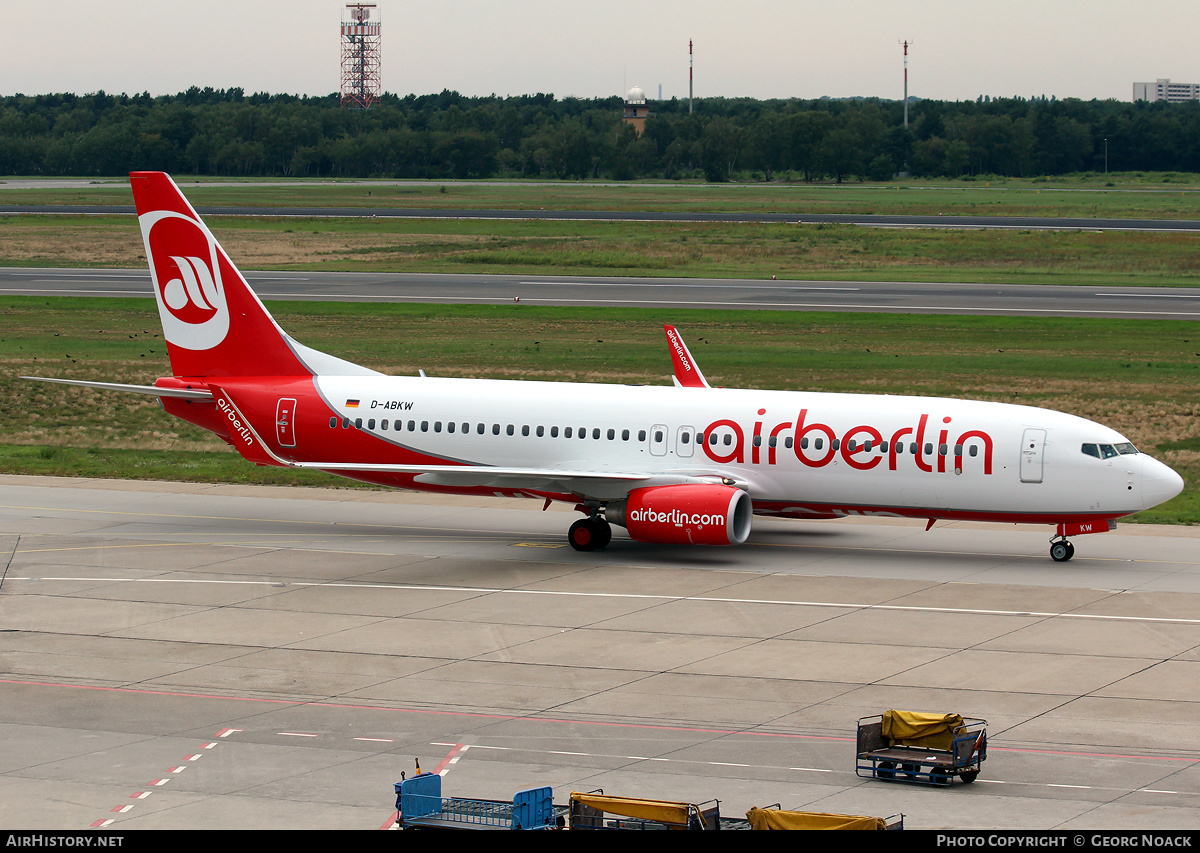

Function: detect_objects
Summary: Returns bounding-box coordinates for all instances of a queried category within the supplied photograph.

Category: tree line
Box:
[2,86,1199,181]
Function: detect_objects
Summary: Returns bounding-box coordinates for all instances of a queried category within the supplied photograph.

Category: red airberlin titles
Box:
[23,173,1184,562]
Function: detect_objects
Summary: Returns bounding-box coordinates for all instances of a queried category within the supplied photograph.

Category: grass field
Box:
[5,172,1200,218]
[6,213,1200,286]
[2,297,1197,524]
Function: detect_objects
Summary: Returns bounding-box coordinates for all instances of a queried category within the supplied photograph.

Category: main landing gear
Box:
[568,514,612,552]
[1049,536,1075,562]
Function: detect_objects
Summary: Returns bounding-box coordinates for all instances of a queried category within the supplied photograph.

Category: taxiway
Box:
[3,475,1200,830]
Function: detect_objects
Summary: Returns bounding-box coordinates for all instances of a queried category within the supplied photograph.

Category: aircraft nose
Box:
[1141,456,1185,510]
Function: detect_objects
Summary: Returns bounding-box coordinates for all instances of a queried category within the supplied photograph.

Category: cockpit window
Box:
[1099,444,1118,458]
[1115,442,1139,455]
[1081,443,1100,458]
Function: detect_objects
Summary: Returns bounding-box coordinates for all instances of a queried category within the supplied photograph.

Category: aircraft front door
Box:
[276,398,297,448]
[676,425,695,458]
[1020,428,1046,483]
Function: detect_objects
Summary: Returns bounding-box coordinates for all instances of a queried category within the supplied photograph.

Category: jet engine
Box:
[605,484,752,546]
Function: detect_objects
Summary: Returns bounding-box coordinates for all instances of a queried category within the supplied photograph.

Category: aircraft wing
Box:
[287,462,740,500]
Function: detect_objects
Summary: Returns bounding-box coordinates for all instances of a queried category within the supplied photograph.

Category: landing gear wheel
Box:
[568,517,611,552]
[1050,539,1074,562]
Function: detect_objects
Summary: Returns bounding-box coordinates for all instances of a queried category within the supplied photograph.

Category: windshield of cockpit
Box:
[1081,442,1138,459]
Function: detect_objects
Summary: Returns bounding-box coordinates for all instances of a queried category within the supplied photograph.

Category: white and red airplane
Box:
[26,172,1185,561]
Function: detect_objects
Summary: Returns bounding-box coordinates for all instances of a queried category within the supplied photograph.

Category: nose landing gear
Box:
[1049,537,1075,562]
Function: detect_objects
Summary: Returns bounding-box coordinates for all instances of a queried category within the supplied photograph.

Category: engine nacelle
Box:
[605,484,753,546]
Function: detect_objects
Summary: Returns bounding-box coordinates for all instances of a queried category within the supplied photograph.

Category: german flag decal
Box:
[346,399,360,408]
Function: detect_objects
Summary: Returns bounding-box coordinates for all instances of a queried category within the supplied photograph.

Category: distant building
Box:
[622,86,650,136]
[1133,79,1200,103]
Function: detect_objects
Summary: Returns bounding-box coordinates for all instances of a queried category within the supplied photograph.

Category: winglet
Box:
[663,325,710,389]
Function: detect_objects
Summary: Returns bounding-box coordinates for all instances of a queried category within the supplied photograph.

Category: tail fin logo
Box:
[141,210,230,351]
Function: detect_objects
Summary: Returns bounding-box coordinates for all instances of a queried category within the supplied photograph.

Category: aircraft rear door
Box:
[276,398,297,448]
[649,424,668,457]
[1020,428,1046,483]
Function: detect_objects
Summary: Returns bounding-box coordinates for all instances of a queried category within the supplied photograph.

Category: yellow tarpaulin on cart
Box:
[569,792,696,827]
[882,710,964,751]
[747,808,888,830]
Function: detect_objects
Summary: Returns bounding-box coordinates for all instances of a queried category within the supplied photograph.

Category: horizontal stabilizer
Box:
[22,376,214,400]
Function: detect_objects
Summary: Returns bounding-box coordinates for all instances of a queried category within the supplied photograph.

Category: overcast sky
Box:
[2,1,1195,103]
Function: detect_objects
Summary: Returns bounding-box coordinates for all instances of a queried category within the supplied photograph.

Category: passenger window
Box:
[522,425,530,436]
[382,419,389,430]
[785,436,793,449]
[421,421,429,432]
[408,420,416,431]
[355,418,362,429]
[622,429,630,440]
[477,423,485,434]
[537,426,544,437]
[368,419,376,430]
[607,429,615,440]
[447,421,455,433]
[639,430,647,442]
[565,427,573,438]
[593,428,601,440]
[551,426,560,438]
[329,417,337,428]
[434,421,442,433]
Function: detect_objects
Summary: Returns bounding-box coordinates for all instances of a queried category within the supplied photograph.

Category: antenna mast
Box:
[341,4,381,110]
[899,39,912,129]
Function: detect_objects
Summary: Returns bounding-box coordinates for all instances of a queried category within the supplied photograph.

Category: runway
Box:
[3,474,1200,830]
[7,201,1200,234]
[4,267,1200,319]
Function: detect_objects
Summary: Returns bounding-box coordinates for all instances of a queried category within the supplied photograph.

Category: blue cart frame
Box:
[856,715,987,786]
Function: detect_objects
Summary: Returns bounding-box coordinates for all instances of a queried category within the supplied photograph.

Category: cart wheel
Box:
[930,768,952,786]
[876,760,895,780]
[902,762,920,780]
[960,770,979,784]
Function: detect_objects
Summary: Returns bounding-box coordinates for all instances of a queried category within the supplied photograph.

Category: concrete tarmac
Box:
[2,474,1200,830]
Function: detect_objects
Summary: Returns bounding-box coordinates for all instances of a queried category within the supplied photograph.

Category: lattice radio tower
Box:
[341,4,381,109]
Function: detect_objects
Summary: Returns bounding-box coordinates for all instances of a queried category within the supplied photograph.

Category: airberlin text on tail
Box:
[129,172,309,379]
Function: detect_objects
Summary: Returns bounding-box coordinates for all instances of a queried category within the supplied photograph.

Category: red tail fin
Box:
[130,171,310,379]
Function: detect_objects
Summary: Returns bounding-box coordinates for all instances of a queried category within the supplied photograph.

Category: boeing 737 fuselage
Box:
[25,173,1185,561]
